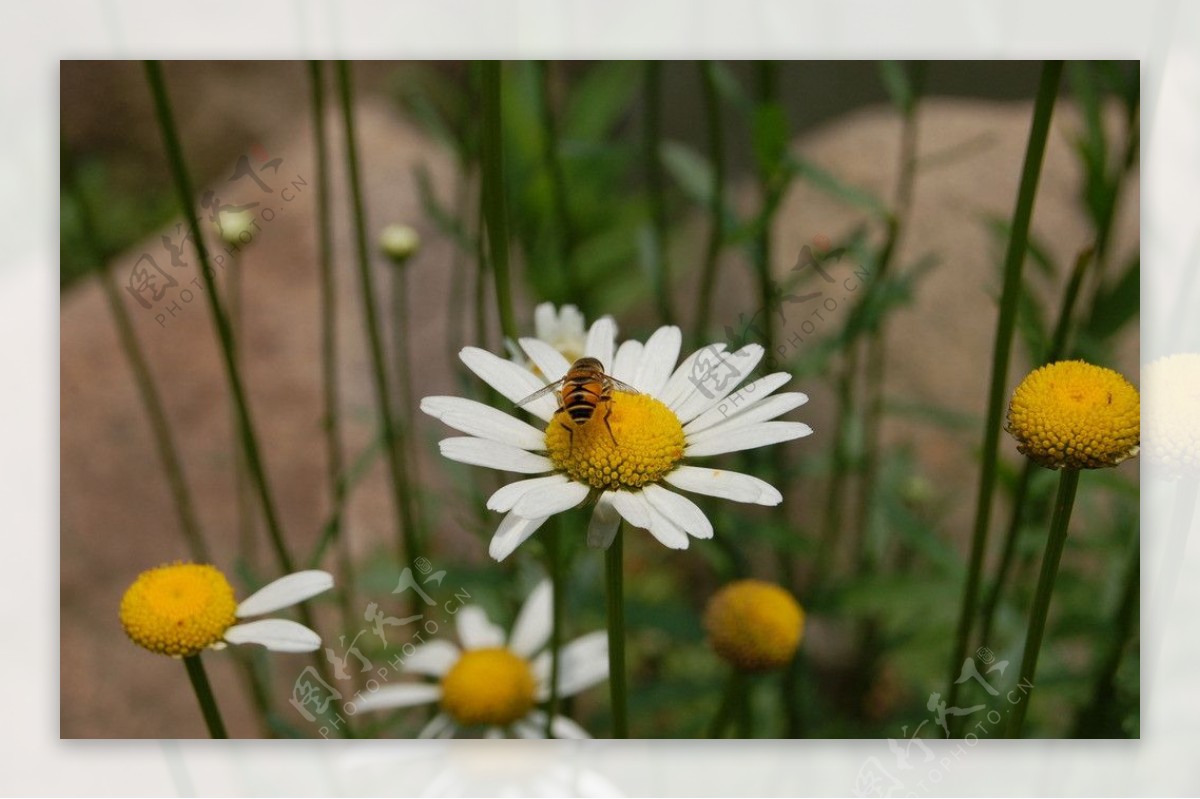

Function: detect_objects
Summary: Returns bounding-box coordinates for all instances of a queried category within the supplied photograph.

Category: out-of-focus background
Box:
[60,61,1139,739]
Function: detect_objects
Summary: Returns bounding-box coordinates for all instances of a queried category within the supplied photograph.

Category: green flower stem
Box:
[643,61,674,325]
[144,60,297,576]
[61,149,210,565]
[535,61,580,304]
[227,250,257,574]
[1004,466,1079,738]
[814,345,859,594]
[335,61,423,585]
[390,257,425,559]
[706,669,747,738]
[694,59,727,349]
[481,61,519,344]
[605,525,628,738]
[183,654,228,739]
[945,60,1062,733]
[545,516,565,737]
[978,245,1094,646]
[308,60,356,640]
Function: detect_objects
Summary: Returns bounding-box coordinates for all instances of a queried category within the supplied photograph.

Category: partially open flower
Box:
[704,579,805,672]
[380,223,421,265]
[217,208,257,247]
[1006,360,1139,470]
[119,563,332,657]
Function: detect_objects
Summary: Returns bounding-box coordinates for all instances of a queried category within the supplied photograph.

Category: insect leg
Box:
[602,398,619,446]
[560,421,575,455]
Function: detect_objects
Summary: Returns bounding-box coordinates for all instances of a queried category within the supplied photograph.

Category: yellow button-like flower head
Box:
[704,579,805,672]
[119,563,238,657]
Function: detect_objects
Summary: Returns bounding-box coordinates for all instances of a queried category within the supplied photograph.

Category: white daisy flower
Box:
[507,302,609,369]
[422,322,812,561]
[120,563,334,656]
[350,579,606,738]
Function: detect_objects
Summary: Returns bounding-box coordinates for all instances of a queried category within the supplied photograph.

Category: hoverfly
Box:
[515,356,638,453]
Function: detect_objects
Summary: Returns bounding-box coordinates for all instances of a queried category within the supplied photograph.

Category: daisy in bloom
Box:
[120,563,333,656]
[506,302,609,368]
[350,579,607,738]
[422,322,811,560]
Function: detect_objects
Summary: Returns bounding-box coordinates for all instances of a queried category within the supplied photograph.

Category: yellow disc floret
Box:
[1006,360,1140,470]
[119,563,238,657]
[546,392,685,491]
[704,579,805,672]
[440,648,537,728]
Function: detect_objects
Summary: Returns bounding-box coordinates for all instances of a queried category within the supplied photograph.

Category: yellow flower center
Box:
[1006,360,1140,470]
[440,648,537,728]
[546,392,685,491]
[704,580,805,672]
[119,563,238,657]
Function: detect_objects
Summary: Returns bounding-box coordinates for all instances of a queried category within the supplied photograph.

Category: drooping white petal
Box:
[235,571,333,618]
[630,325,681,396]
[685,421,813,457]
[585,317,617,372]
[421,396,546,450]
[511,480,589,519]
[665,465,783,505]
[642,483,713,540]
[519,338,571,384]
[459,347,558,421]
[417,712,456,740]
[523,710,592,739]
[658,343,727,408]
[644,500,691,549]
[488,512,552,561]
[402,639,462,677]
[685,393,810,444]
[534,630,609,699]
[586,493,621,550]
[612,489,688,549]
[224,619,322,652]
[511,720,545,739]
[611,340,644,384]
[609,490,651,529]
[351,682,442,714]
[508,579,552,658]
[670,344,765,423]
[487,475,570,513]
[439,437,555,474]
[682,373,796,434]
[456,605,506,649]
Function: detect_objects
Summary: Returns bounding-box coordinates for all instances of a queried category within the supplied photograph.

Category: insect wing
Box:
[602,374,640,396]
[515,378,566,407]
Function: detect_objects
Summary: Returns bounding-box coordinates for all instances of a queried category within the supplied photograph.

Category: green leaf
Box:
[1086,254,1139,339]
[659,140,714,206]
[563,61,641,140]
[788,156,889,219]
[751,102,789,175]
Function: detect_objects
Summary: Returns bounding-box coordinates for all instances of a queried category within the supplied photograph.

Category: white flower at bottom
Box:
[350,580,606,738]
[423,323,812,561]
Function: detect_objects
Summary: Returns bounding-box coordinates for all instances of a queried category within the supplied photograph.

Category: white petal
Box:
[686,394,810,444]
[609,490,651,529]
[484,727,507,739]
[685,421,813,457]
[682,373,796,435]
[534,631,609,698]
[512,719,545,739]
[644,500,691,549]
[658,343,727,408]
[525,710,592,739]
[439,437,554,473]
[511,480,589,519]
[487,474,570,513]
[520,337,571,384]
[585,317,617,372]
[488,512,552,561]
[665,465,784,505]
[642,483,713,540]
[459,346,557,421]
[671,344,765,423]
[611,490,688,549]
[224,619,322,652]
[402,639,461,677]
[235,571,333,618]
[559,305,585,337]
[417,712,456,739]
[611,340,644,384]
[420,396,546,450]
[630,326,681,396]
[351,682,441,714]
[586,493,621,549]
[534,302,557,340]
[456,605,506,649]
[508,579,553,658]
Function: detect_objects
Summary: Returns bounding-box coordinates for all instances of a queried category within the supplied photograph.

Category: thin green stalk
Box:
[813,346,859,593]
[62,150,210,565]
[1004,466,1079,738]
[183,654,228,738]
[545,516,564,737]
[978,245,1093,646]
[334,60,423,583]
[391,261,425,552]
[643,61,674,324]
[481,61,519,344]
[144,60,298,576]
[945,60,1062,732]
[695,60,727,348]
[605,525,628,738]
[309,60,355,637]
[227,250,257,573]
[535,61,580,304]
[706,669,747,738]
